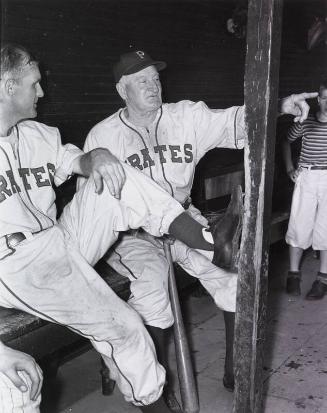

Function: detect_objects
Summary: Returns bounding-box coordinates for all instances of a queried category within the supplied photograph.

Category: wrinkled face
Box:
[11,64,44,120]
[318,87,327,115]
[122,65,162,113]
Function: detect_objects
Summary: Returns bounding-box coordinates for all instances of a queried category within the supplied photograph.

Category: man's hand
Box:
[280,92,318,123]
[0,343,43,401]
[287,168,300,183]
[77,148,126,198]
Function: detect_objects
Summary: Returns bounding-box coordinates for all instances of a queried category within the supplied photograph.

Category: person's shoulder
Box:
[296,114,318,128]
[163,100,203,114]
[307,114,316,122]
[88,110,122,135]
[18,120,59,137]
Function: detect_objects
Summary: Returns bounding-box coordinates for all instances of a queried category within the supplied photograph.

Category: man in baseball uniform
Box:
[83,50,318,403]
[0,43,245,413]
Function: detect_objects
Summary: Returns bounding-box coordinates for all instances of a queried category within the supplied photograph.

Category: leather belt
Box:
[300,165,327,170]
[5,232,27,249]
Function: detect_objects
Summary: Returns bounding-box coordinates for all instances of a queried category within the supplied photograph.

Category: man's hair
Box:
[0,43,37,80]
[319,78,327,96]
[117,75,128,88]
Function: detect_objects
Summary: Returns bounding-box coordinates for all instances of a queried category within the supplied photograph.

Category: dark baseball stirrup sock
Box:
[145,326,182,412]
[168,212,214,251]
[146,326,170,373]
[139,395,172,412]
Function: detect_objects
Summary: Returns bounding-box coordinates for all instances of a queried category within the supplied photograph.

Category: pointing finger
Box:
[301,92,318,99]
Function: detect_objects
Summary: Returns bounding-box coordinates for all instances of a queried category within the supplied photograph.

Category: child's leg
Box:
[286,246,304,296]
[307,172,327,299]
[289,246,304,272]
[306,251,327,300]
[286,170,317,295]
[319,250,327,273]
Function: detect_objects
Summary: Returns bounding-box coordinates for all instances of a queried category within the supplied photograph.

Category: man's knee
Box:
[128,271,174,328]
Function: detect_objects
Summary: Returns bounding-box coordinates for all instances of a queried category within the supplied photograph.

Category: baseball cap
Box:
[113,50,167,83]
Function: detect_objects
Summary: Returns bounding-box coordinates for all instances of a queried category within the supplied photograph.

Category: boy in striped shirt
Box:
[283,80,327,299]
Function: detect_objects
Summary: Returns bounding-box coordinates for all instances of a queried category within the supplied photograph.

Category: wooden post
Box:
[233,1,283,412]
[1,0,5,45]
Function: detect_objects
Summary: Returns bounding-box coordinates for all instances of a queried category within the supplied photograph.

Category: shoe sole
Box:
[305,295,325,300]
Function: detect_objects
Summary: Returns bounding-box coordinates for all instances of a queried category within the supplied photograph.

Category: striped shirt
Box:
[287,114,327,166]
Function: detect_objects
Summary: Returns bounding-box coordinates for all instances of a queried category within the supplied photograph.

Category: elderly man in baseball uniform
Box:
[0,43,247,413]
[83,50,318,405]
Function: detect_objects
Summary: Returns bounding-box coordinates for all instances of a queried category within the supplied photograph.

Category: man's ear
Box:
[116,82,127,101]
[4,79,17,96]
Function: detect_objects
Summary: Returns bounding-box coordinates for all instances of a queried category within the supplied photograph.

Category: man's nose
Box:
[149,81,159,92]
[37,84,44,98]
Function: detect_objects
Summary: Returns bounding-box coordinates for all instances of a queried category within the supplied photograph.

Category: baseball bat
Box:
[163,240,200,413]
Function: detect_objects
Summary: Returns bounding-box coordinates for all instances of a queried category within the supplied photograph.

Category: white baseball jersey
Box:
[0,121,83,238]
[83,100,246,324]
[84,100,245,203]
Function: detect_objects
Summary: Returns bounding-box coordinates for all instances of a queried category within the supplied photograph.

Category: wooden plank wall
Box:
[1,0,325,162]
[280,0,327,96]
[2,0,245,147]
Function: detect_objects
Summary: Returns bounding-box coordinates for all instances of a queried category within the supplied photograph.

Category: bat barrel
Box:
[163,240,200,413]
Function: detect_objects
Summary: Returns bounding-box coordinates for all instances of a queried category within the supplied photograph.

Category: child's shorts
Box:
[286,168,327,250]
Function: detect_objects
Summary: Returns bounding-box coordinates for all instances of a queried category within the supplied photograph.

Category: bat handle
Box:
[163,240,200,413]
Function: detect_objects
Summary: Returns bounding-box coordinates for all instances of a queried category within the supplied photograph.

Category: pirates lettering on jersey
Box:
[0,163,55,203]
[127,143,193,170]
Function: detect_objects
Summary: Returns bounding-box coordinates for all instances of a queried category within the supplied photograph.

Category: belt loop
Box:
[23,232,33,241]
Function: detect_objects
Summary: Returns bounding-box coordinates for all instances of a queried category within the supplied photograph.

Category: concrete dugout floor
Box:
[41,243,327,413]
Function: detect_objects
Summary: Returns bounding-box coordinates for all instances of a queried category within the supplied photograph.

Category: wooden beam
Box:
[233,1,283,412]
[1,0,4,46]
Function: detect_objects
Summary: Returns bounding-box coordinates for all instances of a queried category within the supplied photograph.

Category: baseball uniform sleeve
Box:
[54,129,84,186]
[188,101,246,160]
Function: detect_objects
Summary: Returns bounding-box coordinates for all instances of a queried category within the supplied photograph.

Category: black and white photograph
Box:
[0,0,326,412]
